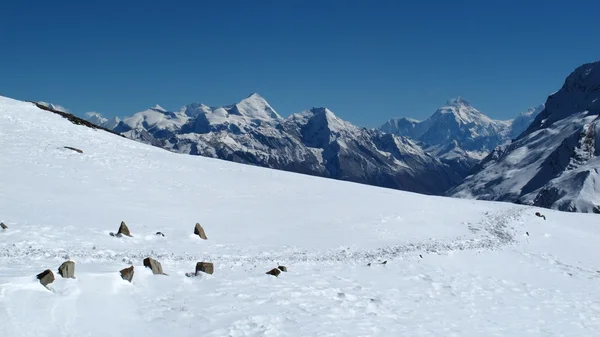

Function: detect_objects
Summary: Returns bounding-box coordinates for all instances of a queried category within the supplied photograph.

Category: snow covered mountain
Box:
[450,61,600,213]
[93,93,461,195]
[2,93,600,337]
[381,97,514,176]
[509,104,545,139]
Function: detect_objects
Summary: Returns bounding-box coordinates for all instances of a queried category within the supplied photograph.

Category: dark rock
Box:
[367,263,371,266]
[155,231,165,237]
[37,269,55,287]
[143,257,164,275]
[381,260,387,265]
[64,146,83,153]
[195,262,214,275]
[0,222,7,229]
[117,221,132,237]
[526,231,529,236]
[194,223,207,239]
[58,261,75,278]
[419,254,423,258]
[120,266,134,282]
[278,266,288,272]
[266,268,281,277]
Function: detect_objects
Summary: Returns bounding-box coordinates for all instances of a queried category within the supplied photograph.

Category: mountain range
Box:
[76,60,600,213]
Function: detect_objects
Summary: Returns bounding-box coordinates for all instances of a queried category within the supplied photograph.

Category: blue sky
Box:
[1,0,599,127]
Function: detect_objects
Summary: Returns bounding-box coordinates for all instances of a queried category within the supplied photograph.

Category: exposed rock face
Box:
[195,262,214,275]
[58,261,75,278]
[37,269,55,287]
[120,266,134,282]
[63,146,83,153]
[117,221,131,237]
[194,223,207,240]
[266,268,281,277]
[143,257,164,275]
[450,61,600,213]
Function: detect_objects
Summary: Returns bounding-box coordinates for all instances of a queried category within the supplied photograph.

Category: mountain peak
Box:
[152,104,166,112]
[446,97,472,107]
[235,93,281,120]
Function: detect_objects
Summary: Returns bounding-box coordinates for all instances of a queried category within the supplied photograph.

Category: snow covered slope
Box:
[381,98,513,176]
[94,94,460,195]
[450,61,600,213]
[1,95,600,336]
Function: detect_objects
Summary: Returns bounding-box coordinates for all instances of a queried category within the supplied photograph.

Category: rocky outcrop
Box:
[266,268,281,277]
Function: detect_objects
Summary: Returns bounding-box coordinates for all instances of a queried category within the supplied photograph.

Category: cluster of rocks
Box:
[36,260,76,288]
[32,220,291,288]
[108,221,208,240]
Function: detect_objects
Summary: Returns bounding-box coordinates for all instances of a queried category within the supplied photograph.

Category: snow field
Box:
[1,95,600,336]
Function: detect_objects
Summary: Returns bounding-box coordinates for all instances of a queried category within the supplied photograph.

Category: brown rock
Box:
[120,266,134,282]
[266,268,281,277]
[0,222,7,229]
[37,269,55,287]
[194,223,207,239]
[117,221,131,237]
[143,257,164,275]
[278,266,288,272]
[64,146,83,153]
[58,261,75,278]
[195,262,214,275]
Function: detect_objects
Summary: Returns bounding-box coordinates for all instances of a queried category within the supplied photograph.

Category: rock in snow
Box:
[119,266,134,282]
[1,222,7,229]
[195,262,214,275]
[143,257,165,275]
[36,269,55,287]
[450,61,600,213]
[194,223,208,239]
[266,268,281,277]
[117,221,131,237]
[58,261,75,278]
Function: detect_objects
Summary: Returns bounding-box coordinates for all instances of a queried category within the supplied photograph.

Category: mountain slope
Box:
[94,94,461,195]
[449,61,600,213]
[1,94,600,337]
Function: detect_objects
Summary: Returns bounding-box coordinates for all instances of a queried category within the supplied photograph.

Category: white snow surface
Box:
[1,95,600,336]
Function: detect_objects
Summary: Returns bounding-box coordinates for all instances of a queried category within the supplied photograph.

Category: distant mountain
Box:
[510,104,545,139]
[449,61,600,213]
[381,97,515,176]
[89,93,461,195]
[85,112,121,130]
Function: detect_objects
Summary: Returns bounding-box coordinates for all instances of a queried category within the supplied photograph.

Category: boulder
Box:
[0,222,7,229]
[278,266,288,272]
[143,257,164,275]
[195,262,214,275]
[37,269,55,287]
[266,268,281,277]
[120,266,134,282]
[58,261,75,278]
[64,146,83,153]
[194,223,207,239]
[117,221,132,237]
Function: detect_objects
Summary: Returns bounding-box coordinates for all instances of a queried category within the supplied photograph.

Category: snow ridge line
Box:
[0,208,525,265]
